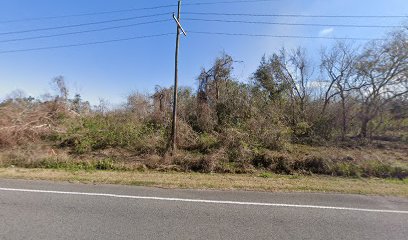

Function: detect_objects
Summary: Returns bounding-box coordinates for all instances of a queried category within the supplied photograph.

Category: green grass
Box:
[258,172,273,178]
[0,168,407,197]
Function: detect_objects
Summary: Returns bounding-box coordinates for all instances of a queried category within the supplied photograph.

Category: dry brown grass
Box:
[0,168,407,197]
[290,143,408,165]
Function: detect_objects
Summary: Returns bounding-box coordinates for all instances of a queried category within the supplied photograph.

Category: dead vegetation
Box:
[1,29,408,181]
[0,99,67,148]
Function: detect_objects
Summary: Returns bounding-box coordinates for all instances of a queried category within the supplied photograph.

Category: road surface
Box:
[0,179,407,240]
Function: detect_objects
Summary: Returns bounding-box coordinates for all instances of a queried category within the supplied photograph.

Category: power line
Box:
[0,5,177,24]
[184,11,408,18]
[0,1,277,24]
[0,19,171,43]
[188,31,386,41]
[0,13,171,36]
[184,18,401,28]
[0,30,385,54]
[184,0,278,6]
[0,33,174,54]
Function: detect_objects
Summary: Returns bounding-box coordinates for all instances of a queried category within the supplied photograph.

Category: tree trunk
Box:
[360,118,369,138]
[341,94,347,140]
[322,99,329,115]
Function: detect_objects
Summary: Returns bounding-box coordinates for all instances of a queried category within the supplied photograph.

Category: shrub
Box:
[171,151,203,172]
[61,114,166,154]
[271,154,292,174]
[311,116,335,141]
[293,156,331,174]
[245,110,291,151]
[293,122,313,140]
[177,119,199,150]
[252,152,273,169]
[361,161,408,179]
[332,162,362,177]
[219,128,253,167]
[95,159,115,170]
[196,132,219,152]
[196,155,217,173]
[252,151,292,174]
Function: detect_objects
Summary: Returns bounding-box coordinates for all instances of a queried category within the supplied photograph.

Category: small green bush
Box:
[332,162,362,177]
[293,122,313,140]
[361,161,408,179]
[61,114,166,154]
[259,172,273,178]
[197,133,219,152]
[95,159,115,170]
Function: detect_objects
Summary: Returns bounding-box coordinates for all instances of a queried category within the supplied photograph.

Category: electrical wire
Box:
[188,30,386,41]
[0,19,171,43]
[0,29,387,55]
[0,33,174,54]
[0,13,171,36]
[0,1,277,24]
[184,11,408,18]
[184,18,401,28]
[0,5,177,24]
[184,0,278,6]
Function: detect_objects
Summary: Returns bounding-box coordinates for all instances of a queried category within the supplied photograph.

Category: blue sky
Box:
[0,0,407,105]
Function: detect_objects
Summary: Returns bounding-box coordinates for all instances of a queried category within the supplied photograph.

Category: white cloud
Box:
[319,28,334,37]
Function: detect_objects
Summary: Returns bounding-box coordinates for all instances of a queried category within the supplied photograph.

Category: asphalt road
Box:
[0,179,407,240]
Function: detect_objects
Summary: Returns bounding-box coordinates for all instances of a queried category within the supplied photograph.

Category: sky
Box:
[0,0,407,105]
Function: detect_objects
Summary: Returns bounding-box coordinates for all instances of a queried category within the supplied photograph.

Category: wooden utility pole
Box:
[171,0,186,153]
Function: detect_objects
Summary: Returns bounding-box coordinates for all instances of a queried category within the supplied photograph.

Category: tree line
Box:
[151,28,408,145]
[0,28,407,177]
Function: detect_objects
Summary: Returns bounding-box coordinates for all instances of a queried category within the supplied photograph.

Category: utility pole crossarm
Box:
[173,13,187,36]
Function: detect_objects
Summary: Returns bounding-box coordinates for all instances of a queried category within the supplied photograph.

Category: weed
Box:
[259,172,273,178]
[95,159,115,170]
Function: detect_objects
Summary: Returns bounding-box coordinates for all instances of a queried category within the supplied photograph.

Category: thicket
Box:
[1,29,407,179]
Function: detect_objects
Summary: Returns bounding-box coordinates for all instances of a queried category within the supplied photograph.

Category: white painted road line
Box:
[0,187,407,214]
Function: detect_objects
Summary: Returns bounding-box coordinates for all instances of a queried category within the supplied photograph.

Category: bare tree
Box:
[288,47,313,115]
[321,42,360,139]
[126,92,151,119]
[356,29,408,138]
[52,76,69,101]
[5,89,27,101]
[95,98,109,115]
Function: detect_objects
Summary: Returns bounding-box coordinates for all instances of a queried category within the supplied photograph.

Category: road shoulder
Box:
[0,167,407,197]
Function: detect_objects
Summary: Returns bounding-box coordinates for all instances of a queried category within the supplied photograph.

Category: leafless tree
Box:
[52,76,69,101]
[321,42,360,139]
[355,29,408,138]
[126,92,151,119]
[287,47,313,115]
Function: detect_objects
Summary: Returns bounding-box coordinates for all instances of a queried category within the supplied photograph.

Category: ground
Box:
[1,167,407,197]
